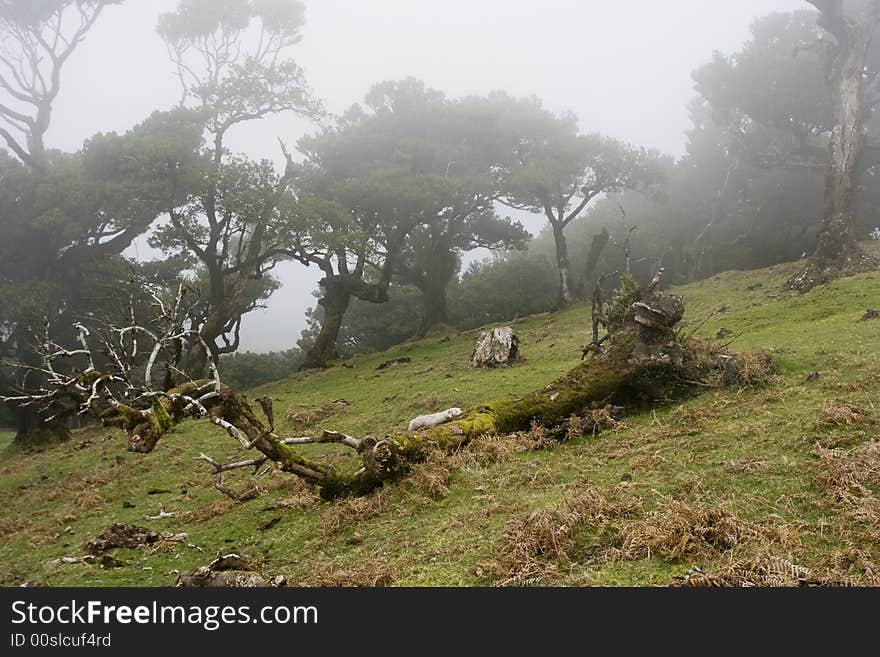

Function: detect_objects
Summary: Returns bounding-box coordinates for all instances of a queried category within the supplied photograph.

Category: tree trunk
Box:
[575,227,611,299]
[301,279,352,370]
[552,223,573,305]
[815,28,872,265]
[5,335,70,447]
[186,290,246,379]
[419,284,449,337]
[186,341,210,381]
[805,1,880,273]
[415,247,458,337]
[12,405,69,447]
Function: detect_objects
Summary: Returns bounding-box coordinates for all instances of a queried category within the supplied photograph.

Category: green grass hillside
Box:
[2,251,879,586]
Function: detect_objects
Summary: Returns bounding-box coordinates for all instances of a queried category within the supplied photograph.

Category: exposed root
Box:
[786,251,877,294]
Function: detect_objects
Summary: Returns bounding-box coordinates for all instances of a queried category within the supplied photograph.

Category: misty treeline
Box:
[1,1,879,442]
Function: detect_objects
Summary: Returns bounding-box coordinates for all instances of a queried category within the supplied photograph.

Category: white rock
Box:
[408,407,464,433]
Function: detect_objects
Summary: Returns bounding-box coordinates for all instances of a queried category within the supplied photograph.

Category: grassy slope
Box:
[1,249,879,586]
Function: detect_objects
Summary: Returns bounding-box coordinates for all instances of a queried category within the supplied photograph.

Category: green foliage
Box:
[219,349,303,390]
[158,0,318,126]
[449,252,559,329]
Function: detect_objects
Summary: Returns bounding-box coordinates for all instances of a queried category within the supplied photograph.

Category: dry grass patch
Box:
[479,483,642,586]
[72,488,105,510]
[722,457,769,475]
[673,555,829,587]
[812,439,880,537]
[617,499,765,562]
[835,373,880,393]
[305,558,395,587]
[0,516,28,539]
[406,449,452,500]
[319,488,390,537]
[284,402,345,431]
[817,544,880,586]
[180,498,236,523]
[816,399,874,429]
[449,426,553,469]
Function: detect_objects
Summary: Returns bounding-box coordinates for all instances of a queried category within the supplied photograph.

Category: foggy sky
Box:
[36,0,804,351]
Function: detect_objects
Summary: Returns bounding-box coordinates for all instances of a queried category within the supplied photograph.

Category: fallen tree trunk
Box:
[3,276,765,500]
[136,285,746,499]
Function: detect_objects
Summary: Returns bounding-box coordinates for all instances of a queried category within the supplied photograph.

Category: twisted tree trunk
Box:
[790,0,880,289]
[814,5,873,266]
[301,279,352,370]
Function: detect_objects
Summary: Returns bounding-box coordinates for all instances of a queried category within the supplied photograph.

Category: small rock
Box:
[805,371,821,382]
[620,473,633,482]
[122,501,135,509]
[861,309,880,321]
[99,554,125,569]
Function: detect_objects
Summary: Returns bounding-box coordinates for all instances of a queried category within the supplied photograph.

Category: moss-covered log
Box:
[4,277,764,501]
[118,285,758,499]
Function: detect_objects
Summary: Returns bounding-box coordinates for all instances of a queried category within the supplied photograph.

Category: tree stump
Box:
[470,327,519,367]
